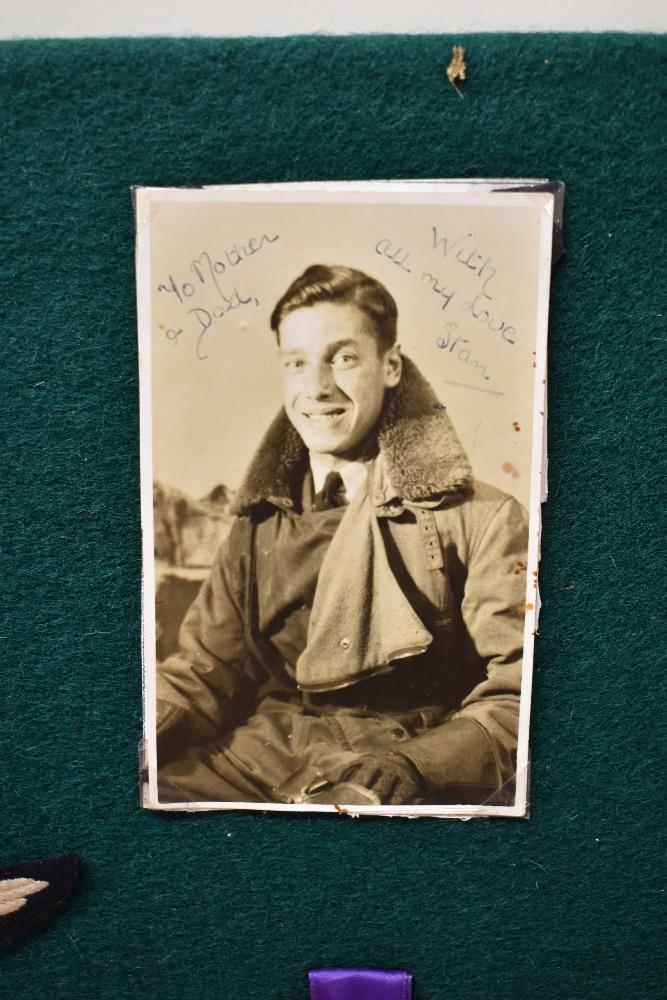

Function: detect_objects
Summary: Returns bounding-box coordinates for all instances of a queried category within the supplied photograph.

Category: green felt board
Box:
[1,33,665,999]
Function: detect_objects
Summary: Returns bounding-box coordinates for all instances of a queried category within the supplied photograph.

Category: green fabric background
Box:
[1,33,665,999]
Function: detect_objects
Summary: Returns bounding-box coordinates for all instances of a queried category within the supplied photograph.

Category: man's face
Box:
[278,302,402,462]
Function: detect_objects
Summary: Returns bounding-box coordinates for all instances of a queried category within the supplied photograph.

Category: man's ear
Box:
[383,345,402,388]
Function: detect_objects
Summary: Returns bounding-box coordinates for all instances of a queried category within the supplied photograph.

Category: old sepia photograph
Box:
[135,180,557,817]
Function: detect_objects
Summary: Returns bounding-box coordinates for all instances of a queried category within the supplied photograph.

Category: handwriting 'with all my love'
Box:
[373,224,522,395]
[430,226,516,343]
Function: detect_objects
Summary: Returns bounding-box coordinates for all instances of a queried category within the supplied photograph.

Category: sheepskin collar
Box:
[232,355,473,515]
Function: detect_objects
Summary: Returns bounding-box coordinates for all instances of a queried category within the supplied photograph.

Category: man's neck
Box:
[308,452,349,474]
[309,452,372,500]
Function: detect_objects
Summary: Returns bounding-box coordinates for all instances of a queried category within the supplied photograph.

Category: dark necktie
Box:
[312,471,347,511]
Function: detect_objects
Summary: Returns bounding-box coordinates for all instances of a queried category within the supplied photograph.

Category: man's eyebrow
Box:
[278,339,360,358]
[326,339,359,355]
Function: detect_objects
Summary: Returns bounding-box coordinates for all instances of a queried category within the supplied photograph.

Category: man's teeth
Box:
[306,411,344,422]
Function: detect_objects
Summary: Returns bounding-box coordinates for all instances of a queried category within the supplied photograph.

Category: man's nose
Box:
[304,363,335,398]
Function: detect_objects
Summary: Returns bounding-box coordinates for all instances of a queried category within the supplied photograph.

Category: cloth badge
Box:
[0,854,82,952]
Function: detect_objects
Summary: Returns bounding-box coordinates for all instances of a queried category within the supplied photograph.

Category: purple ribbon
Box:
[309,968,412,1000]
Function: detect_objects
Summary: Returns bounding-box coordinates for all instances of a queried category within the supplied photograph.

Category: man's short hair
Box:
[270,265,398,352]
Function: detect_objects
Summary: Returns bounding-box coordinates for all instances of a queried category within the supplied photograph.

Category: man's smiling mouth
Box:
[302,408,347,423]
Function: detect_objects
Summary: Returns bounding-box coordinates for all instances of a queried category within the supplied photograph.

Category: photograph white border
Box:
[136,179,554,818]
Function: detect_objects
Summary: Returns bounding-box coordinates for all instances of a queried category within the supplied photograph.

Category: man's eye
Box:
[332,353,358,370]
[283,359,304,371]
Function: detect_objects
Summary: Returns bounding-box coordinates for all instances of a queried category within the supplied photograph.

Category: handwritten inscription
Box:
[431,226,516,343]
[420,270,455,311]
[157,233,279,359]
[463,293,516,344]
[372,223,523,392]
[189,291,258,360]
[431,227,496,291]
[437,322,489,381]
[375,237,412,273]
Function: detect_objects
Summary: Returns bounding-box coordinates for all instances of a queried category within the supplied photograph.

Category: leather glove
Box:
[338,752,424,805]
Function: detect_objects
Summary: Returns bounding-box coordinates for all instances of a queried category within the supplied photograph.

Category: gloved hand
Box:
[338,752,424,805]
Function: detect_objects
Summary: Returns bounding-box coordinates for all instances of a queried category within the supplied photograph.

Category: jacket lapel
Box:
[295,486,433,692]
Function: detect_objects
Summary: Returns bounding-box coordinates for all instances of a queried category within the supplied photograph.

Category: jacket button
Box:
[339,638,351,649]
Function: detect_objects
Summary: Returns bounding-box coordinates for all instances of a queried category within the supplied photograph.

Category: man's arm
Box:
[156,519,264,764]
[398,495,528,803]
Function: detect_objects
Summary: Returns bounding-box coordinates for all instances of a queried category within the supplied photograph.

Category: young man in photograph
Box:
[156,264,528,806]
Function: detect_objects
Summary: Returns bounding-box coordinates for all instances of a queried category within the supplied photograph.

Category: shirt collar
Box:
[309,454,370,501]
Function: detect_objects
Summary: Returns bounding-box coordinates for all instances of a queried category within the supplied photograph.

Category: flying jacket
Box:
[157,357,530,800]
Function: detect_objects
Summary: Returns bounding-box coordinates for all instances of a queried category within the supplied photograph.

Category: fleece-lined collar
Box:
[232,355,472,515]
